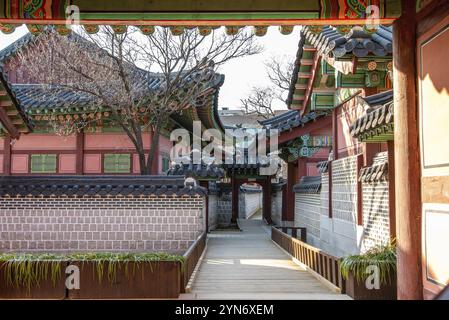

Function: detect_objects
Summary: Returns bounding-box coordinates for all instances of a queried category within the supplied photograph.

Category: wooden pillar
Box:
[200,180,209,233]
[387,140,396,240]
[356,154,363,226]
[284,161,296,221]
[231,173,238,224]
[393,0,423,300]
[3,135,11,175]
[76,130,84,175]
[150,131,159,175]
[332,107,339,161]
[297,158,307,181]
[328,161,333,219]
[363,143,381,166]
[262,176,273,225]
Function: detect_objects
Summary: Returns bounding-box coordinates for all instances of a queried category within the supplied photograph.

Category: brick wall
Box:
[0,195,205,254]
[361,181,390,252]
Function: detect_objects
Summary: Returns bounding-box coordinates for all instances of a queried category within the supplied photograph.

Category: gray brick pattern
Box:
[0,195,204,253]
[331,156,359,222]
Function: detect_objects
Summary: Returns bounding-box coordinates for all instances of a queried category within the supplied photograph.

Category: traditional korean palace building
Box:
[0,0,448,300]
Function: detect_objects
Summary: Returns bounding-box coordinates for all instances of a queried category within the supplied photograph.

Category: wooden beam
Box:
[393,0,423,300]
[278,115,332,144]
[301,55,321,115]
[0,106,19,139]
[0,100,13,107]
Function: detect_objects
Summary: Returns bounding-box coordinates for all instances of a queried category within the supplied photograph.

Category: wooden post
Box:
[332,107,339,161]
[149,131,159,175]
[231,173,238,224]
[387,140,396,240]
[393,0,423,300]
[284,161,296,221]
[76,130,84,175]
[263,176,273,225]
[356,154,363,226]
[3,135,11,175]
[328,161,333,219]
[200,180,209,233]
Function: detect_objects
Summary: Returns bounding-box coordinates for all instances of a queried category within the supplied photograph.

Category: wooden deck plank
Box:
[180,219,349,300]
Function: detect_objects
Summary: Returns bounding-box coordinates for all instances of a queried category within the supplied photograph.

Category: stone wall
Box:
[208,193,219,231]
[271,187,283,226]
[0,195,205,254]
[239,188,263,219]
[295,193,321,247]
[361,180,390,252]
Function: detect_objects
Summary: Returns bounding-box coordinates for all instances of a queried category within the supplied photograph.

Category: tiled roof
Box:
[293,176,321,194]
[0,30,225,133]
[259,110,330,133]
[302,25,393,59]
[350,90,394,141]
[0,176,206,197]
[0,67,34,132]
[359,152,389,183]
[316,161,329,174]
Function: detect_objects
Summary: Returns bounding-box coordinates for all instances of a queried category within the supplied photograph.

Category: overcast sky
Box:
[0,26,301,111]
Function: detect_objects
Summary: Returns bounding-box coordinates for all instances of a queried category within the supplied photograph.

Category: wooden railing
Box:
[180,232,207,293]
[274,226,307,242]
[271,227,345,293]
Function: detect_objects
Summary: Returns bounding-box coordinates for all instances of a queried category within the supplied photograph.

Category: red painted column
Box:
[393,0,423,300]
[200,180,209,233]
[231,173,239,224]
[262,176,273,224]
[3,135,11,175]
[150,131,159,175]
[76,130,84,175]
[283,161,296,222]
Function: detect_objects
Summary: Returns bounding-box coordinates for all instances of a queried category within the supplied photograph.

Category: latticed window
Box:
[103,154,131,173]
[30,154,57,173]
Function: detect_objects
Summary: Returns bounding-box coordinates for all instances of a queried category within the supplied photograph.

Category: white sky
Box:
[0,25,301,111]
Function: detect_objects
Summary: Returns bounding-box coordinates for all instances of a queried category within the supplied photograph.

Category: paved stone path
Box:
[180,219,350,300]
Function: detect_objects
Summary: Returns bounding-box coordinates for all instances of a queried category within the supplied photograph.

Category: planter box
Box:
[67,261,181,299]
[345,272,397,300]
[0,261,67,299]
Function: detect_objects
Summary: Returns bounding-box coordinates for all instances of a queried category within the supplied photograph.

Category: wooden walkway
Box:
[180,219,349,300]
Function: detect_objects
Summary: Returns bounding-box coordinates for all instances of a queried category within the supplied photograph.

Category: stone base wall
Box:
[0,195,205,254]
[295,193,321,247]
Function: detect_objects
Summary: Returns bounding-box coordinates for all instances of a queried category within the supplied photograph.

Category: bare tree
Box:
[240,86,277,119]
[16,26,262,174]
[241,54,294,118]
